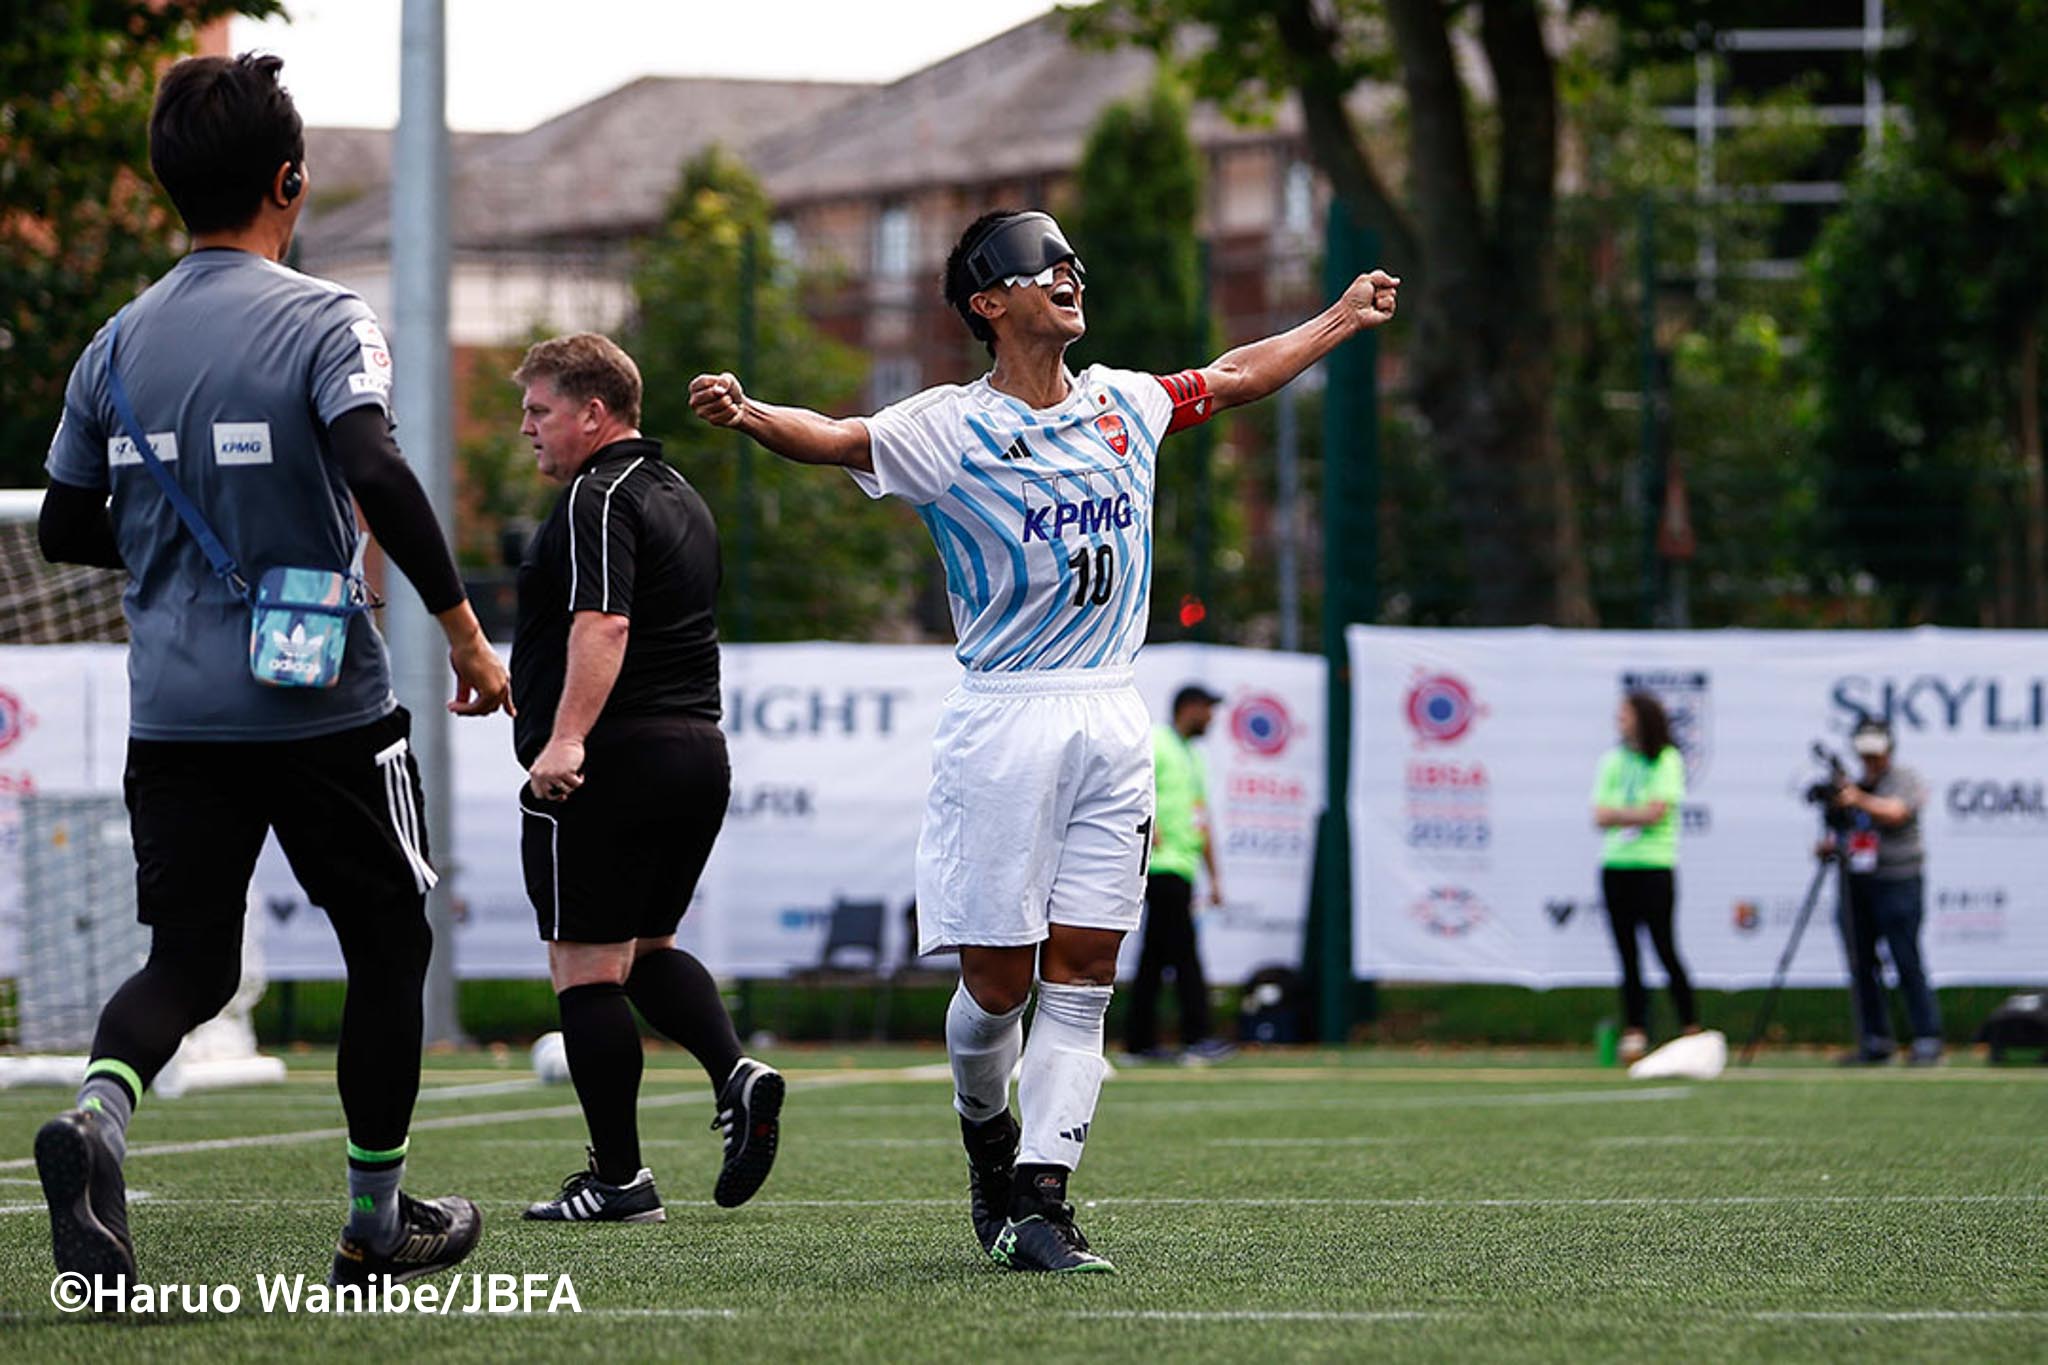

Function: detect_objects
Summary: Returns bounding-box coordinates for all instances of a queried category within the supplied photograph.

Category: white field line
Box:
[0,1306,743,1322]
[817,1086,1694,1122]
[1205,1086,1691,1142]
[467,1136,956,1149]
[1074,1310,1432,1323]
[484,1308,742,1320]
[1591,1134,2048,1147]
[1068,1309,2048,1326]
[0,1066,926,1175]
[411,1078,550,1101]
[1129,1084,1693,1114]
[1082,1195,2048,1210]
[8,1192,2040,1218]
[1754,1311,2048,1322]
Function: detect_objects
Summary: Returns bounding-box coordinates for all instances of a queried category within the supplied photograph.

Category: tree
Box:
[623,148,924,641]
[1,0,282,487]
[1069,79,1240,639]
[1076,0,1596,625]
[1809,0,2048,624]
[1549,35,1830,628]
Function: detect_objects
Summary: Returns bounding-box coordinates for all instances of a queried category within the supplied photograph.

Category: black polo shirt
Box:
[512,438,722,766]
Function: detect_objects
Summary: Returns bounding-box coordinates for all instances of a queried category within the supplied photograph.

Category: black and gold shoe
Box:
[329,1192,481,1286]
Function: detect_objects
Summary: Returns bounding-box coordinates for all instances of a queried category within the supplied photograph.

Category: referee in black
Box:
[509,333,782,1223]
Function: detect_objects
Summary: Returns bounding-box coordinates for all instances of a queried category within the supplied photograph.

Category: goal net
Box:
[0,494,282,1094]
[0,793,284,1094]
[0,492,129,646]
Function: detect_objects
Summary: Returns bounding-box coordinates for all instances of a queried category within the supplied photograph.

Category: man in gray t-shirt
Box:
[1828,718,1941,1064]
[34,53,507,1294]
[47,249,403,738]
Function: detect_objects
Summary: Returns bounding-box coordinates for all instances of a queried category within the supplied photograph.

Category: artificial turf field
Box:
[0,1046,2042,1362]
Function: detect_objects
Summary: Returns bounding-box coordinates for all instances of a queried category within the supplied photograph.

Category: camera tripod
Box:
[1740,823,1844,1066]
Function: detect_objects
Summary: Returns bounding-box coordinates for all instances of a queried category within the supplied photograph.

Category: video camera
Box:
[1803,742,1856,831]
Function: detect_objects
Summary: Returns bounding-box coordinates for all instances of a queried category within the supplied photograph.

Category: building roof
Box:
[751,12,1356,205]
[298,76,867,266]
[297,127,506,242]
[298,12,1397,266]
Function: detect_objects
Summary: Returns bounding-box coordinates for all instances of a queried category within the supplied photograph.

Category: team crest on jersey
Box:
[1093,413,1129,457]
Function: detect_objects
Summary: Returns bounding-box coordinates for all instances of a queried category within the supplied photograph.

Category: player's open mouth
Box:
[1050,282,1080,313]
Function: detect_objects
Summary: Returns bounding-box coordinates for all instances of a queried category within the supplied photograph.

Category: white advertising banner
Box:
[1124,646,1325,986]
[0,645,130,977]
[0,642,1321,985]
[1349,626,2048,988]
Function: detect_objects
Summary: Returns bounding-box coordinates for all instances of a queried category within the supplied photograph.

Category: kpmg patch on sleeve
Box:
[212,421,274,466]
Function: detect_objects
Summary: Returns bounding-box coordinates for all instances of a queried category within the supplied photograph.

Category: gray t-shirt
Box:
[46,249,399,740]
[1861,763,1927,880]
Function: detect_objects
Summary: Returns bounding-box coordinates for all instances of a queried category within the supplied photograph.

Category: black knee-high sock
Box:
[625,948,745,1091]
[558,982,644,1184]
[88,922,244,1094]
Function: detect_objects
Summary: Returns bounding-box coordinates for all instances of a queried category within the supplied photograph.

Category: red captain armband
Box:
[1155,369,1214,435]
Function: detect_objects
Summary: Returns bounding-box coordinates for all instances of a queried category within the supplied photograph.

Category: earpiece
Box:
[281,165,303,203]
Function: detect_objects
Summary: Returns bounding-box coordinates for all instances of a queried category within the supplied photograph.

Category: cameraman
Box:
[1823,719,1942,1066]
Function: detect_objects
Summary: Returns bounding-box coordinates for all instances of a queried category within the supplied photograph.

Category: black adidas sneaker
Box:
[329,1192,482,1286]
[523,1156,665,1223]
[35,1108,136,1286]
[710,1057,784,1208]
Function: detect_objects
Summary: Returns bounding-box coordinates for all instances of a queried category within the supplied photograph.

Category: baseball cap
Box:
[1851,718,1894,757]
[1173,683,1224,712]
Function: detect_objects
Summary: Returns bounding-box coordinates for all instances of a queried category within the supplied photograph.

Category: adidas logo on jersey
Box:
[1021,492,1135,543]
[998,437,1031,462]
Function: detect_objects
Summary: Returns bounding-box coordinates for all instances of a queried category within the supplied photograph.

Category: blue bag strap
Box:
[104,311,250,601]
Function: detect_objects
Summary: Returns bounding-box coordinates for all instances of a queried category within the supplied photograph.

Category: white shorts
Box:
[915,668,1153,955]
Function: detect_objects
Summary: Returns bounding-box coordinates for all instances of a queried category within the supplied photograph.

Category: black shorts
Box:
[520,716,729,944]
[125,707,434,931]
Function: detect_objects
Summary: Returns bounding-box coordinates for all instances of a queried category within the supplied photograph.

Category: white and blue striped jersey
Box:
[852,364,1213,673]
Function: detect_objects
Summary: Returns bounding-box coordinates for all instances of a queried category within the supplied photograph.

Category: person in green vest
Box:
[1125,685,1233,1062]
[1591,691,1699,1062]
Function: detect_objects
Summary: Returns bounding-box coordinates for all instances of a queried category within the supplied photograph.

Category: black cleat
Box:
[523,1153,665,1223]
[989,1201,1115,1274]
[329,1192,482,1286]
[963,1110,1021,1253]
[710,1057,784,1208]
[36,1109,136,1285]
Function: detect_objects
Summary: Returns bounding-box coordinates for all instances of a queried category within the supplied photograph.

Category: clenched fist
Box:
[689,372,748,428]
[1342,270,1401,330]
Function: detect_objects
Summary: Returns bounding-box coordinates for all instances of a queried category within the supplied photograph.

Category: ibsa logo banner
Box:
[1349,627,2048,989]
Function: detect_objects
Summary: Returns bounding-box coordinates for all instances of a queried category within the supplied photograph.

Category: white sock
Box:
[1017,981,1112,1170]
[946,979,1026,1123]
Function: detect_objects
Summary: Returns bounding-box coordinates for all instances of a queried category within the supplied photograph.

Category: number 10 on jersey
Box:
[1066,545,1116,607]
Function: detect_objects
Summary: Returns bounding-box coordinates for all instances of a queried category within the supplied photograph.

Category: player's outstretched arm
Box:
[1197,270,1400,414]
[689,372,874,474]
